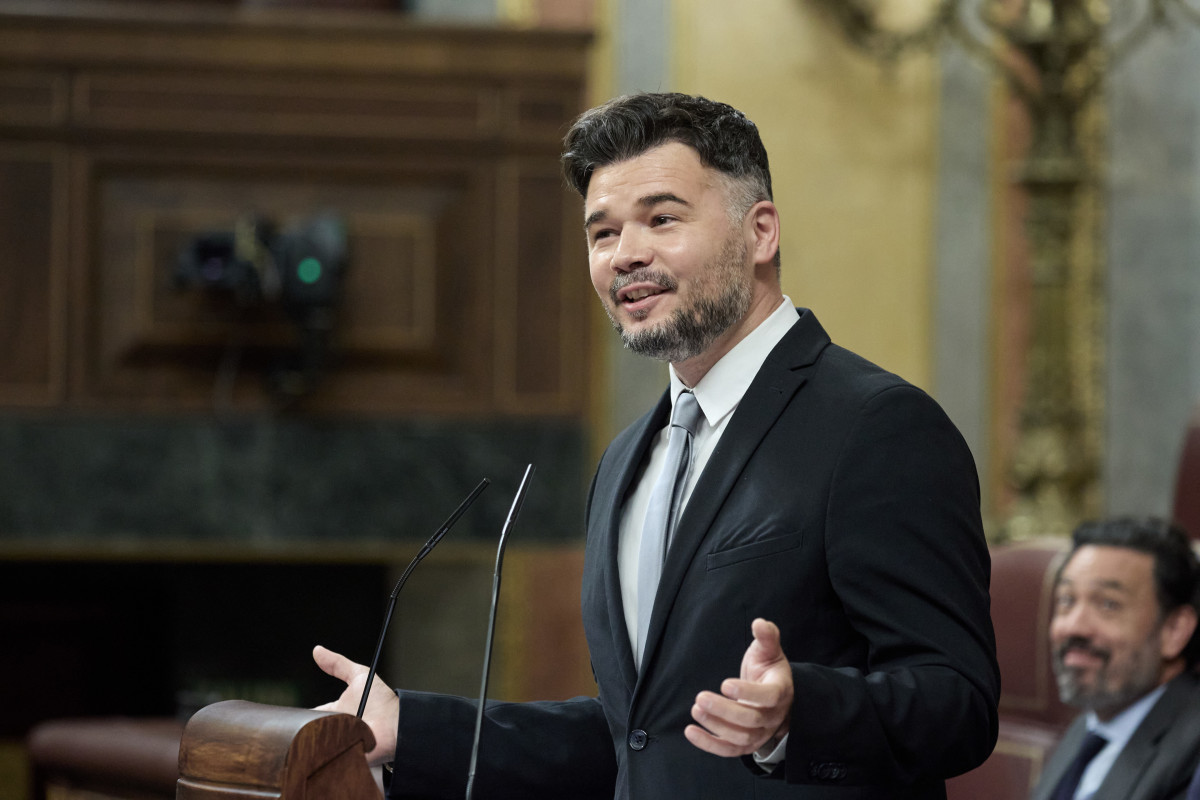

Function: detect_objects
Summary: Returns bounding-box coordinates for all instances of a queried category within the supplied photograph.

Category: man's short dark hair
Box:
[561,92,778,270]
[1067,516,1200,665]
[561,92,773,206]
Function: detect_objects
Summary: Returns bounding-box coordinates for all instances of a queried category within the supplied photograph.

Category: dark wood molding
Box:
[0,0,592,416]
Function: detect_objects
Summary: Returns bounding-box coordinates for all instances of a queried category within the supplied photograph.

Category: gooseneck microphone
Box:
[465,464,535,800]
[355,477,491,719]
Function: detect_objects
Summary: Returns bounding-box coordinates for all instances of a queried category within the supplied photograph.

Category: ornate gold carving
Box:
[810,0,1199,538]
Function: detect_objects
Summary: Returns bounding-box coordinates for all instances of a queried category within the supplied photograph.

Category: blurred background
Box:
[1,0,1198,797]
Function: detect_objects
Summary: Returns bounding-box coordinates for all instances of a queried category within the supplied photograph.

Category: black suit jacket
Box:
[1032,673,1200,800]
[390,309,1000,799]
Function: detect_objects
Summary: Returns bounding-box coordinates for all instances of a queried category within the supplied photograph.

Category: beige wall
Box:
[671,0,939,389]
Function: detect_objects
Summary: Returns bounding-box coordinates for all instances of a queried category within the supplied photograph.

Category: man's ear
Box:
[746,201,780,269]
[1160,604,1198,662]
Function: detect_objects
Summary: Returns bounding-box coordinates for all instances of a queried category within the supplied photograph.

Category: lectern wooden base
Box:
[177,700,382,800]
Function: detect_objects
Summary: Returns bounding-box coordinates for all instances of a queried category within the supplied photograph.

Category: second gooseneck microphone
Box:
[465,463,535,800]
[356,477,491,719]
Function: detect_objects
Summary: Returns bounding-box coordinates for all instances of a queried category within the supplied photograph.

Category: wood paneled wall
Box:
[0,0,593,417]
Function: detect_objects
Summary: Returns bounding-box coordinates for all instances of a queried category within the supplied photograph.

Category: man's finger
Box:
[696,690,767,728]
[684,724,749,758]
[313,645,363,685]
[719,678,785,709]
[691,692,775,747]
[687,705,759,749]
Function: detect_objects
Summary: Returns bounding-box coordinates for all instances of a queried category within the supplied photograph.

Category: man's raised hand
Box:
[684,618,793,758]
[312,645,399,766]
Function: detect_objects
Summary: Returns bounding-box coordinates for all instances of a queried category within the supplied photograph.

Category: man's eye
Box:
[652,215,675,226]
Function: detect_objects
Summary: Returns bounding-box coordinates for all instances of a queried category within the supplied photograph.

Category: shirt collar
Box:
[667,297,799,426]
[1086,682,1168,750]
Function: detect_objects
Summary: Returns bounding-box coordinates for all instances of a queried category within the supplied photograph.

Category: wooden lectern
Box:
[177,700,383,799]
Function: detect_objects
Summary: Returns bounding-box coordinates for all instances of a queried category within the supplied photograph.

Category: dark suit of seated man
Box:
[1186,754,1200,800]
[1031,517,1200,800]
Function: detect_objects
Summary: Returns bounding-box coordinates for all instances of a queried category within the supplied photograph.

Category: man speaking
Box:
[315,92,1001,799]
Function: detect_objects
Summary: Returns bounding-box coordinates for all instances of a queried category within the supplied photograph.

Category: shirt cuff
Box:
[752,733,788,773]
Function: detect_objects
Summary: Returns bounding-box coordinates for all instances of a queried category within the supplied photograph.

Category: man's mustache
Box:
[1056,636,1111,665]
[609,269,677,305]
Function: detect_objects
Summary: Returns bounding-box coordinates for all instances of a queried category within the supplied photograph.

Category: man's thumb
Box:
[751,618,784,660]
[313,645,356,684]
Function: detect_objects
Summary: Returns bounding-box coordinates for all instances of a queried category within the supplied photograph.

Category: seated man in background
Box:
[1031,517,1200,800]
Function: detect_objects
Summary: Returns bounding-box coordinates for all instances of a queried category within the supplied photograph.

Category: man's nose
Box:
[1053,603,1096,639]
[610,225,652,273]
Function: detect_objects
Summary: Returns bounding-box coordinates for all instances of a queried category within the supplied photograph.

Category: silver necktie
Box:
[635,391,703,668]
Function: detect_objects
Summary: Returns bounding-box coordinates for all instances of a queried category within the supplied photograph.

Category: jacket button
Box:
[808,762,847,782]
[628,730,648,750]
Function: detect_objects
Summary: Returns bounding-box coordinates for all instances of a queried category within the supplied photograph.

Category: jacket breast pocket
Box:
[705,531,803,570]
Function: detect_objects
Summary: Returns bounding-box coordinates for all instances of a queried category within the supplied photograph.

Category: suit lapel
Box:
[594,393,671,691]
[1033,721,1085,800]
[637,311,827,676]
[1096,676,1190,800]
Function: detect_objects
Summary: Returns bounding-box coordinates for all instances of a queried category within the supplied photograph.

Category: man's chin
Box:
[605,306,652,336]
[621,336,681,362]
[1056,670,1100,708]
[1059,688,1093,709]
[615,305,667,336]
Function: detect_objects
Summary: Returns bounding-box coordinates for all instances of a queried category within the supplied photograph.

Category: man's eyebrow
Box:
[584,193,692,231]
[584,209,607,230]
[639,192,690,209]
[1057,576,1133,595]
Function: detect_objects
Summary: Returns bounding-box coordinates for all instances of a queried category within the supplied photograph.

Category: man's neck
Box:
[1093,662,1182,722]
[671,290,784,387]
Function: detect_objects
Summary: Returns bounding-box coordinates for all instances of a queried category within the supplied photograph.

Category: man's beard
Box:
[1053,634,1164,714]
[603,231,752,363]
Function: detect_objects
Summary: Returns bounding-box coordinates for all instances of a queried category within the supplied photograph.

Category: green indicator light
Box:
[297,257,322,285]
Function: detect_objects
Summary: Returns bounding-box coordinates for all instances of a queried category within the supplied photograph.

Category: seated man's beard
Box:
[1053,636,1162,713]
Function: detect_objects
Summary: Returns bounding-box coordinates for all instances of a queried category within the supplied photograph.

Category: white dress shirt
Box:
[1074,683,1167,799]
[617,297,799,659]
